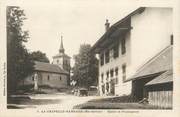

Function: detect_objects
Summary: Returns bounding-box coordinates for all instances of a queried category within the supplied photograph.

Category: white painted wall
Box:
[98,7,173,96]
[130,7,172,78]
[53,57,63,69]
[99,32,132,96]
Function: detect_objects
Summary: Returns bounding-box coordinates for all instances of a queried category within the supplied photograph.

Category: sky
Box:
[17,1,138,66]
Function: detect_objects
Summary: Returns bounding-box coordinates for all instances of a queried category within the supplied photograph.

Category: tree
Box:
[72,44,98,88]
[30,51,50,63]
[7,6,34,95]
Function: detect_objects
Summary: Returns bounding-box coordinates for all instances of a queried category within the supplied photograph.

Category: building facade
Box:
[21,61,69,89]
[91,7,173,108]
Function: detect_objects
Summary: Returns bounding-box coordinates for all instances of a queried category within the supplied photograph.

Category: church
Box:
[20,36,71,89]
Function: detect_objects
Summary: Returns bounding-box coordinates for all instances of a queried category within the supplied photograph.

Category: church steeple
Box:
[59,36,65,53]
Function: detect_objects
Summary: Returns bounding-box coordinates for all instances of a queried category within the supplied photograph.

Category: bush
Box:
[16,84,34,94]
[39,85,53,89]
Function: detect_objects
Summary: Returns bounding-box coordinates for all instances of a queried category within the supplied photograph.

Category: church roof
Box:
[53,36,71,59]
[59,36,65,53]
[53,53,71,59]
[33,61,69,74]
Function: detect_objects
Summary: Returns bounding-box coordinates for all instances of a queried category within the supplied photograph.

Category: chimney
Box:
[105,19,110,32]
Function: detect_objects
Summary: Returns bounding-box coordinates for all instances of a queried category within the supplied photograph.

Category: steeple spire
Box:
[59,35,65,53]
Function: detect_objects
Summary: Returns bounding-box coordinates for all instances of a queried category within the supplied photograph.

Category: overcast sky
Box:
[17,1,138,65]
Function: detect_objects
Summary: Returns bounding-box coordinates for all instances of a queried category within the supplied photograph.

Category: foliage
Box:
[7,6,34,95]
[72,44,98,88]
[30,51,50,63]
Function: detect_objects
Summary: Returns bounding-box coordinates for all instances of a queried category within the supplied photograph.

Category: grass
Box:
[73,102,158,109]
[73,95,170,109]
[87,95,138,103]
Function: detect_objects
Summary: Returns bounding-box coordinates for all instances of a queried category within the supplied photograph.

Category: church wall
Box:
[40,71,68,88]
[20,71,68,88]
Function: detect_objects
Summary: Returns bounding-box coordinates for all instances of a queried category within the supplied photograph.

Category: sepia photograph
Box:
[5,1,174,111]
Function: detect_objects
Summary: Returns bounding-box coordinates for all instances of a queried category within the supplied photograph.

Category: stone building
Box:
[21,36,71,89]
[91,7,173,108]
[52,36,71,85]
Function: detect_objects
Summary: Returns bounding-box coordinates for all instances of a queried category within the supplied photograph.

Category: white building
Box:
[91,7,173,107]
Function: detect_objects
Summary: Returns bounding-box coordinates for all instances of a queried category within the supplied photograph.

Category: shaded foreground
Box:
[73,96,172,109]
[74,102,158,109]
[7,96,61,109]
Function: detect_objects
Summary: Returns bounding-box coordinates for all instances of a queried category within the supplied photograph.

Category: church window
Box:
[57,59,59,63]
[59,76,62,80]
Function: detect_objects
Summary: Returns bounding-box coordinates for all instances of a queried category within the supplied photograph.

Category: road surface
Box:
[29,94,101,109]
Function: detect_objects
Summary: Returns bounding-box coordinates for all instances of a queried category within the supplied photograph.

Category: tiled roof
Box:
[127,46,172,81]
[53,53,71,59]
[145,69,173,86]
[34,61,69,74]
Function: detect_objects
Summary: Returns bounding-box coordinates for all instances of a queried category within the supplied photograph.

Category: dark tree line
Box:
[7,6,49,95]
[7,6,33,95]
[72,44,98,88]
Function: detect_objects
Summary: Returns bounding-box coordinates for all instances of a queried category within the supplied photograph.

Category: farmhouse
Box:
[91,7,173,108]
[20,37,71,89]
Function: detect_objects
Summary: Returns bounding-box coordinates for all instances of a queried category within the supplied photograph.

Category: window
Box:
[121,38,126,55]
[170,34,173,45]
[110,69,114,77]
[115,68,118,84]
[102,85,105,94]
[101,73,104,83]
[106,71,109,81]
[100,53,104,66]
[122,64,126,82]
[57,59,59,63]
[115,67,118,76]
[106,82,109,92]
[59,76,62,81]
[47,75,50,81]
[113,44,119,58]
[105,50,110,63]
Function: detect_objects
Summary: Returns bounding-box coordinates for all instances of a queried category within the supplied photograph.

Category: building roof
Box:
[126,46,173,82]
[145,69,173,86]
[34,61,69,74]
[59,36,65,53]
[91,7,145,53]
[53,53,71,59]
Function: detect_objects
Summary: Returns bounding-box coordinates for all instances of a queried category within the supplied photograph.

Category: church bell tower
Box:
[52,36,71,72]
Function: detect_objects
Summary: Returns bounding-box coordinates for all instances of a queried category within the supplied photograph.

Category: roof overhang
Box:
[124,71,165,82]
[34,70,69,75]
[91,7,145,54]
[145,69,173,86]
